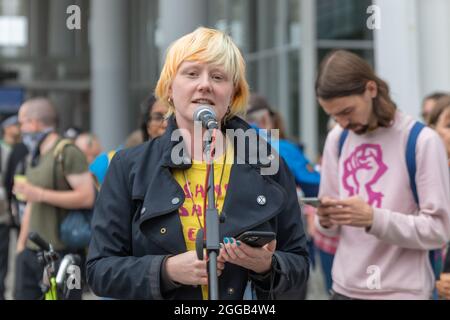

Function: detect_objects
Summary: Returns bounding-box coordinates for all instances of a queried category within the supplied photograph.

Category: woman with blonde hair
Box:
[86,27,309,300]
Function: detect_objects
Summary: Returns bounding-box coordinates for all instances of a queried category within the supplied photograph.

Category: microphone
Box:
[193,105,219,129]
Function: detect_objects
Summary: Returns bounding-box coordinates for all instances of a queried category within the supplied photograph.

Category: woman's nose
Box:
[197,73,212,92]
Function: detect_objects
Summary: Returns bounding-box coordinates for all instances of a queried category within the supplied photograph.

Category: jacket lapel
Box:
[219,161,286,239]
[137,166,188,254]
[133,117,191,254]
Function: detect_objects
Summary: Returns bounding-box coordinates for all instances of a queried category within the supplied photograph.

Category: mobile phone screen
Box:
[300,197,321,208]
[236,231,276,247]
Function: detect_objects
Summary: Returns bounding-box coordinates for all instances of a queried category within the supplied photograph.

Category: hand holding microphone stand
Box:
[193,106,222,300]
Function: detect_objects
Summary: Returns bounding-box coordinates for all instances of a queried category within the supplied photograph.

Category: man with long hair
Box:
[315,50,450,299]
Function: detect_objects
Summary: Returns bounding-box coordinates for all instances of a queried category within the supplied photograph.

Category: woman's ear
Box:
[366,81,378,98]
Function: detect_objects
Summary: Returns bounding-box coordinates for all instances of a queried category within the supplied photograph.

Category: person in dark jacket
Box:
[86,27,309,300]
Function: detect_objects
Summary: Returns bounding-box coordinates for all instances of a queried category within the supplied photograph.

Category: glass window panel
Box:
[317,0,373,40]
[288,50,300,138]
[257,0,278,50]
[208,0,227,31]
[0,0,29,57]
[258,55,279,111]
[246,60,258,97]
[0,16,27,47]
[229,0,247,50]
[288,0,301,46]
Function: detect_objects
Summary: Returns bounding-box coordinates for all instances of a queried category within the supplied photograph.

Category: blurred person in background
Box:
[0,115,21,300]
[13,97,95,299]
[75,133,103,164]
[427,95,450,299]
[89,94,168,189]
[63,126,82,141]
[422,92,449,123]
[124,130,144,148]
[246,93,320,197]
[140,94,169,141]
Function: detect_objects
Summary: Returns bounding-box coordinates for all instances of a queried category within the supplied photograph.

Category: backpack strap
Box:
[53,139,73,164]
[52,139,75,190]
[405,122,425,204]
[405,121,441,298]
[338,129,349,158]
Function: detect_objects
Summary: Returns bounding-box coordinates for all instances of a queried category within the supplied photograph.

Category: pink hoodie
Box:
[316,111,450,299]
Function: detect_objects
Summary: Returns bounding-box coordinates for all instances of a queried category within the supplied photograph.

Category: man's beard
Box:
[347,115,378,135]
[347,123,369,135]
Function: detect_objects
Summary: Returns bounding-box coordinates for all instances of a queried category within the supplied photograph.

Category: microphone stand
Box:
[204,129,220,300]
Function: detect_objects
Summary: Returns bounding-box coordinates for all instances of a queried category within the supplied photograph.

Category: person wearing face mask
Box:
[86,27,309,300]
[427,95,450,299]
[315,50,450,300]
[13,97,95,300]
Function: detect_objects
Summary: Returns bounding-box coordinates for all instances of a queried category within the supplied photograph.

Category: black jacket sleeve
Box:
[252,157,310,299]
[85,151,166,299]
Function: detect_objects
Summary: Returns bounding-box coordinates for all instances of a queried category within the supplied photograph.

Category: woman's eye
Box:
[212,74,225,81]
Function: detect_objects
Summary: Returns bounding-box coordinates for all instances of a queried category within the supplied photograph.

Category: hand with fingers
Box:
[316,196,335,228]
[318,196,373,228]
[13,180,44,203]
[218,237,276,274]
[165,250,225,286]
[437,273,450,300]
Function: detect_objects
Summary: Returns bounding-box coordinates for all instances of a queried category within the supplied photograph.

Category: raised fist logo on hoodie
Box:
[342,144,388,208]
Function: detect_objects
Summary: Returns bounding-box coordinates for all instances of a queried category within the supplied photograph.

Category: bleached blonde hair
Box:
[155,27,249,122]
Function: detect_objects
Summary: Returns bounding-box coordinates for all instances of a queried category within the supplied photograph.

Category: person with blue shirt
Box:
[246,94,320,197]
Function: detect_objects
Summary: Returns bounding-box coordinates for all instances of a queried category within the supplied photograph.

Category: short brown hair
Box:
[21,97,58,127]
[427,95,450,127]
[315,50,396,128]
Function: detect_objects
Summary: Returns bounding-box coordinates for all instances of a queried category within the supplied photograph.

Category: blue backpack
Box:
[339,122,442,298]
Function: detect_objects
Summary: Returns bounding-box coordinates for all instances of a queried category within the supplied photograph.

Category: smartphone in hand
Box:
[300,197,322,208]
[236,231,276,247]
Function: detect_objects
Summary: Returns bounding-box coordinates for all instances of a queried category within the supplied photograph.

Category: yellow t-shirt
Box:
[172,142,233,299]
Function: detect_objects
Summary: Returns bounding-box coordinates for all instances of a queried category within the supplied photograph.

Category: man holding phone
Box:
[315,51,450,300]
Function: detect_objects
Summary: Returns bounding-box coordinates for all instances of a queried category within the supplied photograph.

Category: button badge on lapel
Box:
[257,195,266,206]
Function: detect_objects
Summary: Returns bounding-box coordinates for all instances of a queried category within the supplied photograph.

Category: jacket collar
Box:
[158,115,273,169]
